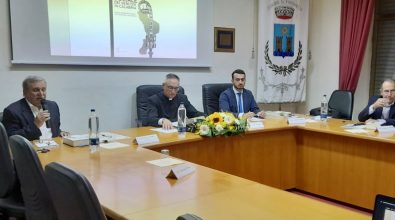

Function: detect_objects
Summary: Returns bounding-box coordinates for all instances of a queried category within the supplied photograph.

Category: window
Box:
[371,0,395,94]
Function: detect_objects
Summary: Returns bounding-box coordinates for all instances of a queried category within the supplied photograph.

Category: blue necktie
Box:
[237,92,243,113]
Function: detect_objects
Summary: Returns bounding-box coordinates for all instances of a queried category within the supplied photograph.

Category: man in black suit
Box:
[358,79,395,126]
[146,73,204,129]
[2,76,61,140]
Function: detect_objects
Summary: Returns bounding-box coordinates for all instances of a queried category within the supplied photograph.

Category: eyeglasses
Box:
[166,85,179,91]
[383,89,395,94]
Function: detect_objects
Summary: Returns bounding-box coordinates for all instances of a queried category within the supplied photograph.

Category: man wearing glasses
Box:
[145,73,204,129]
[358,79,395,125]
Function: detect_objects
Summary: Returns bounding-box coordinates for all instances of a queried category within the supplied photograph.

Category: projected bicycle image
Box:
[47,0,197,59]
[137,0,159,58]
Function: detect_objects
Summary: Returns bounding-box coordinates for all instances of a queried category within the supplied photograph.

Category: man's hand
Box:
[162,118,173,130]
[34,110,50,128]
[242,112,255,119]
[373,98,390,110]
[256,111,266,118]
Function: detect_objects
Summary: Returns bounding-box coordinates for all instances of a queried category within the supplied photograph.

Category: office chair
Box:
[0,112,3,122]
[9,135,57,220]
[309,90,354,120]
[136,85,184,126]
[202,83,232,115]
[0,123,25,219]
[45,162,107,220]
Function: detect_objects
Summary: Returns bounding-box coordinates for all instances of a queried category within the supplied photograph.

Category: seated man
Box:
[219,69,265,119]
[146,73,204,129]
[2,76,61,140]
[358,79,395,126]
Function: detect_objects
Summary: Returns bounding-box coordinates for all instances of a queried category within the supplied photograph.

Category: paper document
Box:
[135,134,160,145]
[288,117,306,125]
[345,129,368,134]
[35,140,58,148]
[150,128,178,133]
[146,157,185,167]
[248,122,264,129]
[100,142,129,149]
[342,124,366,129]
[249,117,264,122]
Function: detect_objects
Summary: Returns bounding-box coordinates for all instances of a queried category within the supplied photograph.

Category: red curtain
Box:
[339,0,375,92]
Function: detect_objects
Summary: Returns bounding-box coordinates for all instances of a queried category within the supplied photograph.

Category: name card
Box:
[135,134,160,145]
[377,125,395,134]
[166,164,196,179]
[248,122,264,130]
[287,117,306,125]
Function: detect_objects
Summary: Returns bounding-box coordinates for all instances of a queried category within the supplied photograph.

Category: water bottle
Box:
[177,103,187,137]
[88,109,100,153]
[320,95,328,121]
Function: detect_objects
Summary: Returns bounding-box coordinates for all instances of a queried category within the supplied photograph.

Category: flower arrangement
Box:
[195,112,247,137]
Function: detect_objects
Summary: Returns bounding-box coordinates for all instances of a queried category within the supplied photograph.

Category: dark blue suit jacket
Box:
[2,98,61,140]
[219,87,260,116]
[358,95,395,126]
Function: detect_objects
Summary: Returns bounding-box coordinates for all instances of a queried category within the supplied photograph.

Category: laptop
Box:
[373,194,395,220]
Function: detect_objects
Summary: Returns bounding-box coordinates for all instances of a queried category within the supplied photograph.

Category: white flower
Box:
[199,124,210,135]
[235,119,240,125]
[223,115,233,124]
[215,124,224,132]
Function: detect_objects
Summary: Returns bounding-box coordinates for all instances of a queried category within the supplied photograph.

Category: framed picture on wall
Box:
[214,27,235,52]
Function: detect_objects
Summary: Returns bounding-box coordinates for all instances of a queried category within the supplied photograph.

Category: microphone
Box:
[40,99,51,128]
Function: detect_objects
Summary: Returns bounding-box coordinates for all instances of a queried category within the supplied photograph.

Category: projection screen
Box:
[9,0,213,67]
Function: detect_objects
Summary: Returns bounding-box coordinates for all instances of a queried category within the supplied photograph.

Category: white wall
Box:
[0,0,370,134]
[306,0,371,119]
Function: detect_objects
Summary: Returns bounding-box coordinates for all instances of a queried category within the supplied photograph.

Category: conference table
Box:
[37,116,387,220]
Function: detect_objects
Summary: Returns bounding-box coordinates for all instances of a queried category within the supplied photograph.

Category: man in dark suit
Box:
[358,79,395,126]
[2,76,61,140]
[219,69,265,119]
[146,73,204,129]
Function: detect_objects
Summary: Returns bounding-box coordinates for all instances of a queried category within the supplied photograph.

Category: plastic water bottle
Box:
[177,103,187,137]
[320,95,328,121]
[88,109,100,153]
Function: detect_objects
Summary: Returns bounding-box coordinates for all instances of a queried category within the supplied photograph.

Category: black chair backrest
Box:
[9,135,57,220]
[0,122,16,197]
[328,90,354,120]
[202,83,232,115]
[136,85,184,125]
[0,111,3,122]
[45,162,106,220]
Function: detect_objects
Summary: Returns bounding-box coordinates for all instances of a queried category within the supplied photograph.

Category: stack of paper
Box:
[63,132,130,147]
[287,117,306,125]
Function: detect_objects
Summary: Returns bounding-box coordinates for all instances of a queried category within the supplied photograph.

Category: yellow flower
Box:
[208,112,223,124]
[195,112,247,137]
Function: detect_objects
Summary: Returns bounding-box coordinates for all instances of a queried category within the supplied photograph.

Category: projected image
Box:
[47,0,197,59]
[113,0,197,59]
[47,0,111,57]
